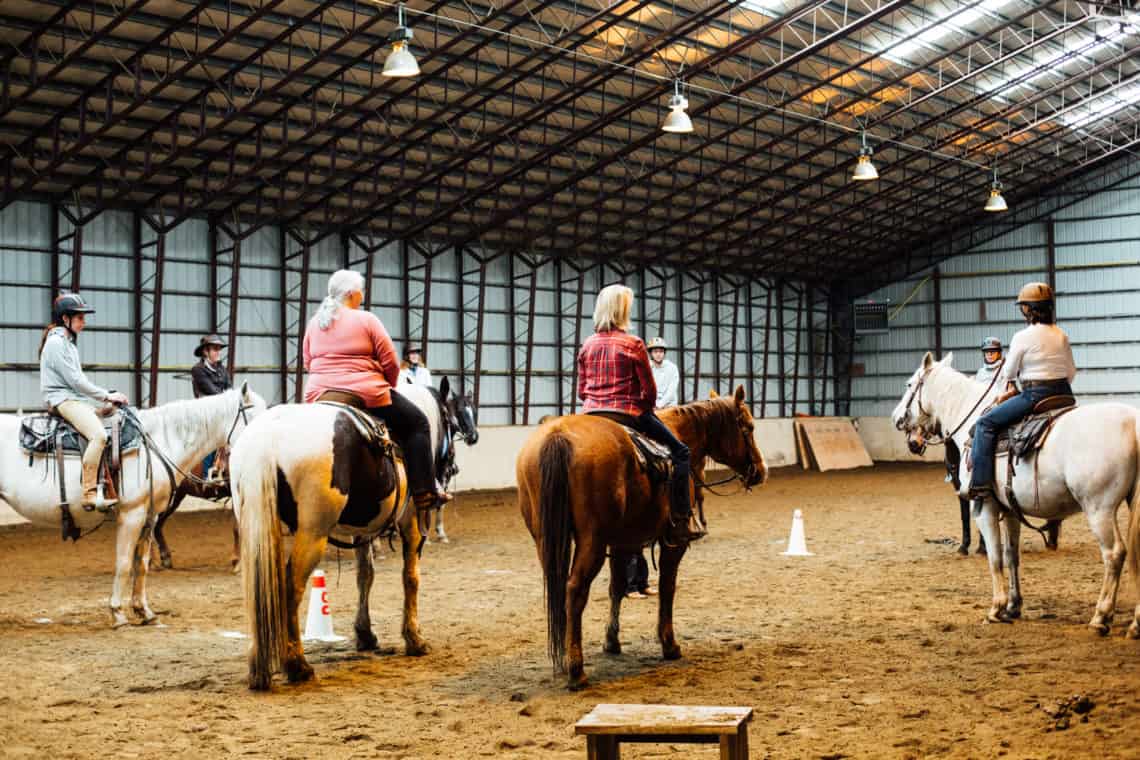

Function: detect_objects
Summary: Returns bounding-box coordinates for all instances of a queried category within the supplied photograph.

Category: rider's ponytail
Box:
[315,269,366,330]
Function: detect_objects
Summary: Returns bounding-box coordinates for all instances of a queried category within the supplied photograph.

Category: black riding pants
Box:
[367,392,436,497]
[627,410,692,519]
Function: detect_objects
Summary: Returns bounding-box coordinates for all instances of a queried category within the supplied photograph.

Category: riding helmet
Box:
[52,292,96,323]
[1015,282,1053,305]
[981,336,1001,352]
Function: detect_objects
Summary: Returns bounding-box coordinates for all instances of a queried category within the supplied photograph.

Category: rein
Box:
[901,361,1004,453]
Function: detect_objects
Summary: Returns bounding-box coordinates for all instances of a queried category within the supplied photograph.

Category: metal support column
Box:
[776,281,786,417]
[1046,219,1057,315]
[807,284,816,415]
[147,233,166,405]
[225,237,241,378]
[933,267,943,359]
[791,286,803,414]
[293,243,311,402]
[760,283,772,418]
[521,264,538,424]
[131,211,143,403]
[207,216,218,331]
[278,229,288,404]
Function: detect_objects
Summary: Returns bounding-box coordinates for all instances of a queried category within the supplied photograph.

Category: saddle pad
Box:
[19,412,141,455]
[965,404,1078,465]
[315,401,390,448]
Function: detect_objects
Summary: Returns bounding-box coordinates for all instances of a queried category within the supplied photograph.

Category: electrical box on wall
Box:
[853,299,889,336]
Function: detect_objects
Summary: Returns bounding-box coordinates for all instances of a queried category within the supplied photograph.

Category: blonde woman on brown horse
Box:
[517,284,768,690]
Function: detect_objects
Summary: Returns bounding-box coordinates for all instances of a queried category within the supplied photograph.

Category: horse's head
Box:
[227,380,268,445]
[711,385,768,488]
[440,377,479,445]
[891,352,952,453]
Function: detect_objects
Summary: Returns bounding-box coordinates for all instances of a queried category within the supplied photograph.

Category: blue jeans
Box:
[969,381,1072,492]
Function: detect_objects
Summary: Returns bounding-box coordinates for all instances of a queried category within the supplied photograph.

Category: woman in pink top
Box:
[303,269,441,507]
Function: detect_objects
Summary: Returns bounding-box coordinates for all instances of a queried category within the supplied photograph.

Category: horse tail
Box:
[1126,415,1140,586]
[236,435,287,691]
[538,430,574,673]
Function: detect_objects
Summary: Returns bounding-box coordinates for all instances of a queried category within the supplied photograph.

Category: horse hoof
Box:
[355,632,379,652]
[437,536,449,544]
[1126,624,1140,640]
[566,675,589,692]
[1089,622,1110,637]
[662,644,682,660]
[985,611,1012,624]
[405,641,431,657]
[248,672,273,691]
[603,640,622,656]
[134,611,158,626]
[956,545,969,557]
[1005,608,1022,620]
[160,557,174,570]
[285,660,315,684]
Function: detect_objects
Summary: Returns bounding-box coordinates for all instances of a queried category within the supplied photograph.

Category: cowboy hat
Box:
[194,334,227,358]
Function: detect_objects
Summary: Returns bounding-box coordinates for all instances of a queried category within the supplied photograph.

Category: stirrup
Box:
[81,484,118,513]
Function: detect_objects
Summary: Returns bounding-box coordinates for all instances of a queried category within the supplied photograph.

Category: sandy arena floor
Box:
[1,463,1139,759]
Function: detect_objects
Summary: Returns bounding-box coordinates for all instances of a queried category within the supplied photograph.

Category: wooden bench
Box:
[575,703,753,759]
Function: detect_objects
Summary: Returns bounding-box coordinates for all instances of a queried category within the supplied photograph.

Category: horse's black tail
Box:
[539,431,574,673]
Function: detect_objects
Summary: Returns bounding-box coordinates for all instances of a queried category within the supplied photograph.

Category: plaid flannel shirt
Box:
[577,330,657,417]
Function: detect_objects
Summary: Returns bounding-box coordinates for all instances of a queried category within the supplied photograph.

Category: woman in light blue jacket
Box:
[39,293,128,510]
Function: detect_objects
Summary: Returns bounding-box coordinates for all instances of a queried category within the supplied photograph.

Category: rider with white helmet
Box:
[647,337,680,408]
[974,337,1003,383]
[968,283,1076,501]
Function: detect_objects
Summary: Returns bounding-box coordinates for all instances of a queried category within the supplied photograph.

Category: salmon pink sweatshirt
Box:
[302,308,400,407]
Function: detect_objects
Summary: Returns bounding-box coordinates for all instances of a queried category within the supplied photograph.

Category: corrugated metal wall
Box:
[0,200,831,423]
[851,182,1140,416]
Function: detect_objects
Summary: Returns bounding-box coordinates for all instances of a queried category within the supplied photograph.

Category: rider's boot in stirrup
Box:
[664,475,705,545]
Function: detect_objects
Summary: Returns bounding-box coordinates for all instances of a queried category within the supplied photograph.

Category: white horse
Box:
[232,402,427,690]
[892,352,1140,635]
[0,383,266,627]
[395,377,479,543]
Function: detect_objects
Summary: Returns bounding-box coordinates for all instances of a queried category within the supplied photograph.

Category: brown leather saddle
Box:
[967,394,1077,465]
[585,411,674,487]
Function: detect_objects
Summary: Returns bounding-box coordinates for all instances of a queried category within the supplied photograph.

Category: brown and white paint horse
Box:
[232,401,426,690]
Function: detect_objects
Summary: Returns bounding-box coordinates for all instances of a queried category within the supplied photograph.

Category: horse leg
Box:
[435,504,449,543]
[656,542,687,659]
[973,500,1009,623]
[1003,517,1022,619]
[957,496,971,556]
[230,504,241,573]
[151,485,187,570]
[109,506,150,628]
[604,552,628,655]
[130,509,160,624]
[1045,519,1062,551]
[399,515,430,657]
[1086,503,1126,636]
[565,538,607,691]
[353,543,379,651]
[283,531,328,684]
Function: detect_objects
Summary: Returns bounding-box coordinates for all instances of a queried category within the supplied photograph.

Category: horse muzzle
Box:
[907,432,927,456]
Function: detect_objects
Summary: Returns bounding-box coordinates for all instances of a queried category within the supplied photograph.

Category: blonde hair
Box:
[315,269,365,330]
[593,284,633,332]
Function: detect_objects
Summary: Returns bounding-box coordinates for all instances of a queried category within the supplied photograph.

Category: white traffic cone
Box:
[781,509,814,556]
[302,569,346,643]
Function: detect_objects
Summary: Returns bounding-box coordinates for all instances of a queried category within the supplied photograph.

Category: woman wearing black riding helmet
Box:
[39,293,128,510]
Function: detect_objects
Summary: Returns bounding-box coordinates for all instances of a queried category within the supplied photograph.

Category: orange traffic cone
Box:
[302,569,346,643]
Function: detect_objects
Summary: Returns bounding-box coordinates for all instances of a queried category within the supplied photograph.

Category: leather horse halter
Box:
[896,361,1004,455]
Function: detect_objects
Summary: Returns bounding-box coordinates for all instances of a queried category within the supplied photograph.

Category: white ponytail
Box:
[315,269,366,330]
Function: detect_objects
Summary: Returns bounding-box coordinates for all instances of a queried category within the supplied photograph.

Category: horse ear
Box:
[940,351,954,367]
[709,389,719,399]
[439,376,450,398]
[240,379,249,400]
[922,351,934,370]
[733,384,746,405]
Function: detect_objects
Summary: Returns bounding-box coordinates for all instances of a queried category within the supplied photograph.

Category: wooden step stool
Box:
[575,703,753,759]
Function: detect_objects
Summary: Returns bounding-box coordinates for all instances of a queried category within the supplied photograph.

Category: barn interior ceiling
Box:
[0,0,1137,286]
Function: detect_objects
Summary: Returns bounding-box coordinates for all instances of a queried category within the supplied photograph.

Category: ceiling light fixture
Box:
[383,4,419,78]
[984,167,1008,212]
[661,80,693,134]
[851,129,879,181]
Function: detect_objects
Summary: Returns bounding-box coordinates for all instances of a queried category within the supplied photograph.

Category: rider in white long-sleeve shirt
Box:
[647,337,679,409]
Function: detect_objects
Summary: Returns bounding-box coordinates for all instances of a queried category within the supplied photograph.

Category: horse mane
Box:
[659,397,735,440]
[136,389,238,450]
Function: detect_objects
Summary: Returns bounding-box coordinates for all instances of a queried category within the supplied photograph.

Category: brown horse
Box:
[517,386,767,690]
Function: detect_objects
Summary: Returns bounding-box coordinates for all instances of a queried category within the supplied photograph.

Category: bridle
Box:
[695,410,763,496]
[896,361,1004,455]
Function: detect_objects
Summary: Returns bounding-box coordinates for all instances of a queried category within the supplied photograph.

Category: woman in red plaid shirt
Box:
[577,284,704,544]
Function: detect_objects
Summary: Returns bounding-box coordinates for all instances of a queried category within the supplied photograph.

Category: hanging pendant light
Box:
[661,80,693,134]
[984,167,1008,212]
[851,129,878,181]
[383,4,419,78]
